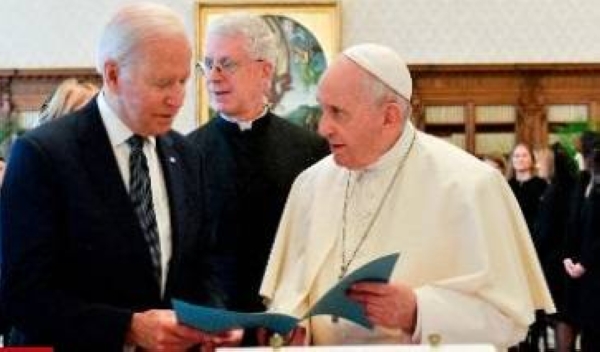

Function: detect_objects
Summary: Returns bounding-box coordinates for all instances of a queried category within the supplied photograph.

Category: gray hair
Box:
[96,2,188,75]
[206,12,278,67]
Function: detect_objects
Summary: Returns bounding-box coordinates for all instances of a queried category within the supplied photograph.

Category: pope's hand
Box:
[348,281,417,334]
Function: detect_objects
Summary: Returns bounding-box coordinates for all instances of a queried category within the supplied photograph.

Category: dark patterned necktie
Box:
[127,135,162,285]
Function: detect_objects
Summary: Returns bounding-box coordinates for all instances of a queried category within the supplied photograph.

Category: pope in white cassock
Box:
[259,43,554,350]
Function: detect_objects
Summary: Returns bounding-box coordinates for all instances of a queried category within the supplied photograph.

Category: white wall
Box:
[2,0,600,132]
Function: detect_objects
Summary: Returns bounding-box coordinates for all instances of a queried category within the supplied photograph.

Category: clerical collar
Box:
[219,106,269,131]
[354,121,416,175]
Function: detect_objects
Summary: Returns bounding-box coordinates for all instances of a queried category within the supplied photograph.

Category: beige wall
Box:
[1,0,599,132]
[343,0,600,64]
[0,0,199,132]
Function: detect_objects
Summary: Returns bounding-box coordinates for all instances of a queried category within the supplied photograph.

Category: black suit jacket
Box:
[187,113,328,315]
[0,99,221,351]
[578,183,600,330]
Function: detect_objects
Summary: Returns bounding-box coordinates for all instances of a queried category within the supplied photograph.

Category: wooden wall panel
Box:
[411,64,600,153]
[2,65,599,154]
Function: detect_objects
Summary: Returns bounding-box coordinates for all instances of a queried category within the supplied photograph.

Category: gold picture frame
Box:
[195,0,341,128]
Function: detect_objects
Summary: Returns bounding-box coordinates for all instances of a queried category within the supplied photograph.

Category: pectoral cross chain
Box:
[331,267,348,323]
[338,265,348,280]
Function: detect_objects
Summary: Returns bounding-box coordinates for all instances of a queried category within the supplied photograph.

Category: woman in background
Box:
[507,142,548,351]
[563,131,600,351]
[37,78,98,126]
[534,143,578,352]
[508,142,548,232]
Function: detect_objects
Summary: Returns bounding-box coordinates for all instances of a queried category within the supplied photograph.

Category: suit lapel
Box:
[76,101,159,291]
[156,135,185,256]
[76,101,134,219]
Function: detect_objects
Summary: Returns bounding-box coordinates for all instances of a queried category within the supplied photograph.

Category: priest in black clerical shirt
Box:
[187,12,329,343]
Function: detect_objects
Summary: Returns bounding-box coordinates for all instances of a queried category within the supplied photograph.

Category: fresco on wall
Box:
[262,15,327,131]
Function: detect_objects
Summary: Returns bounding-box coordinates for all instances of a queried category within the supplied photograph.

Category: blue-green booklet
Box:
[173,252,399,335]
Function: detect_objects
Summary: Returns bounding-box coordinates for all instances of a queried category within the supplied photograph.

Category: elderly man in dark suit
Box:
[0,3,240,351]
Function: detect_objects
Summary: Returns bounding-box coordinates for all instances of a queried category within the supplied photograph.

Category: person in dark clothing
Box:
[576,159,600,352]
[507,142,548,351]
[0,3,240,350]
[563,132,600,352]
[1,78,98,348]
[187,12,329,344]
[508,142,548,233]
[533,142,578,352]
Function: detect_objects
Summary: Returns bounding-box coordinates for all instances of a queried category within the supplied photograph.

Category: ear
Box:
[382,101,403,128]
[103,60,120,92]
[260,61,275,95]
[259,61,275,85]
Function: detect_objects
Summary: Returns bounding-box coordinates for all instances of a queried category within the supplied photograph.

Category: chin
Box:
[211,101,230,113]
[150,124,172,136]
[334,155,365,170]
[217,107,237,116]
[333,154,350,168]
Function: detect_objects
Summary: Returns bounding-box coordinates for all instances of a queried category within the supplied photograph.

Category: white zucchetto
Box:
[343,43,413,101]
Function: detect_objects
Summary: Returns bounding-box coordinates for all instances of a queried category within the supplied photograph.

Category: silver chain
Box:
[339,132,416,280]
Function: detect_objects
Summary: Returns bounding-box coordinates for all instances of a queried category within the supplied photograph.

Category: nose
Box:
[166,85,186,108]
[204,66,225,83]
[317,112,332,138]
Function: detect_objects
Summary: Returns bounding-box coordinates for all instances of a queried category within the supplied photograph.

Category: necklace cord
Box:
[340,132,416,279]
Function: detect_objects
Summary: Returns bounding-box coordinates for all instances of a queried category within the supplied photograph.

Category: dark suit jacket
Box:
[578,183,600,330]
[187,113,328,315]
[0,99,221,351]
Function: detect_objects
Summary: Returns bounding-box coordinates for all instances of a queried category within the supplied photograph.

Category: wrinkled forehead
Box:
[317,62,375,112]
[319,57,366,92]
[129,34,191,60]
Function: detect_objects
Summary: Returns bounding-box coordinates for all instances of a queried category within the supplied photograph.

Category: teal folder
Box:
[173,252,399,335]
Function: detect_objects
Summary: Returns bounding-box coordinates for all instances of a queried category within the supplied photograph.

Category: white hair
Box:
[206,12,278,67]
[96,2,188,75]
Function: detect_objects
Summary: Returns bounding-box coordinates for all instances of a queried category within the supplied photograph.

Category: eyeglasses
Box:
[196,57,264,76]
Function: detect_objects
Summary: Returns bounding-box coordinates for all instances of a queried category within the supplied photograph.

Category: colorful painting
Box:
[263,14,327,130]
